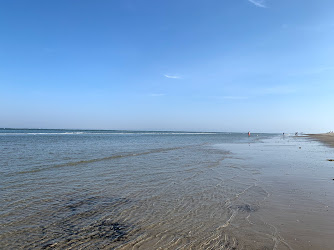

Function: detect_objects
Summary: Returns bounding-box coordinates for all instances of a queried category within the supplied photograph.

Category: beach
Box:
[307,133,334,148]
[1,0,333,248]
[1,130,334,249]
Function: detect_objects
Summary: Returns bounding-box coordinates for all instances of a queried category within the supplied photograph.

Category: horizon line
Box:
[0,127,305,134]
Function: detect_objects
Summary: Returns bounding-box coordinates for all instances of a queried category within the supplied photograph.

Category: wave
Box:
[11,145,192,176]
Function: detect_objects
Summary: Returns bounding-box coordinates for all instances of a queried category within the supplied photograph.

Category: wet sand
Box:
[216,137,334,250]
[307,133,334,148]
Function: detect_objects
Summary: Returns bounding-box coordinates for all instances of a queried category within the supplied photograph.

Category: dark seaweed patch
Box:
[23,195,134,249]
[230,204,258,212]
[64,196,129,213]
[39,219,130,249]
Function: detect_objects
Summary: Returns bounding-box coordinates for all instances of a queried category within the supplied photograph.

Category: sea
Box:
[1,129,334,249]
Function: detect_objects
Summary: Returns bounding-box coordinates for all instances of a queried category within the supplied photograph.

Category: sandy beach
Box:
[307,133,334,148]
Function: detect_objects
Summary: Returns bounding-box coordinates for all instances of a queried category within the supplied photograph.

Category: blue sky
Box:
[1,0,333,132]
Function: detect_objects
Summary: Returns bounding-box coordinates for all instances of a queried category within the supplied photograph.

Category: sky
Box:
[0,0,333,132]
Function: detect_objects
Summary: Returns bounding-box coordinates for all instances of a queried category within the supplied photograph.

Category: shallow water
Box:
[1,130,334,249]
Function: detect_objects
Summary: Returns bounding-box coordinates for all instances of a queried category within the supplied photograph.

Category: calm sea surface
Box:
[1,129,334,249]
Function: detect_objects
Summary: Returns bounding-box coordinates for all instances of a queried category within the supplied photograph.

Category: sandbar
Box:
[307,133,334,148]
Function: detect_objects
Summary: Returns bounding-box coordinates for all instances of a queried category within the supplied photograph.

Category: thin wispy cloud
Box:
[223,96,248,100]
[259,85,296,95]
[164,74,182,79]
[310,66,334,74]
[288,66,334,76]
[149,93,165,97]
[248,0,267,8]
[208,95,249,100]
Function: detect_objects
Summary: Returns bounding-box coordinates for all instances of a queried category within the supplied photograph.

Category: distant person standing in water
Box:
[248,131,250,136]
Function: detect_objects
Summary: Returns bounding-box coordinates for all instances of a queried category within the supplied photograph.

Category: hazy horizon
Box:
[1,0,333,133]
[0,127,305,134]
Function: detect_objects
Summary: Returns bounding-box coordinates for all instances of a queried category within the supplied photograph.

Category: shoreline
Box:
[307,133,334,148]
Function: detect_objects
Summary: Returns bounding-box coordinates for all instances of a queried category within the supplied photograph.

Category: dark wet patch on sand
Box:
[230,203,259,213]
[38,218,131,249]
[2,195,136,249]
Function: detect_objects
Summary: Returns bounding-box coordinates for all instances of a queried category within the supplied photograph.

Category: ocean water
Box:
[1,129,334,249]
